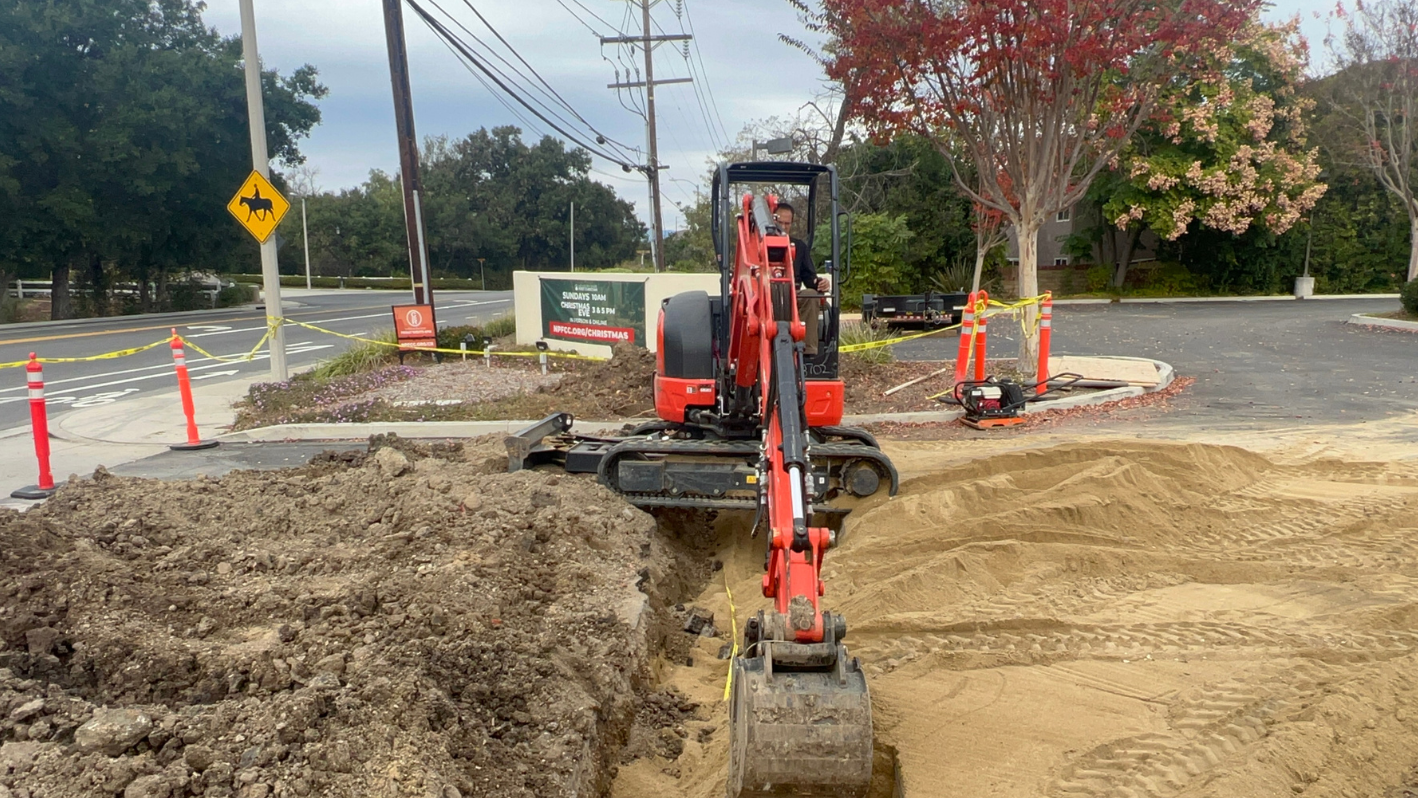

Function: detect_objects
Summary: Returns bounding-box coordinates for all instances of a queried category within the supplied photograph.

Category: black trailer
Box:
[860,291,970,329]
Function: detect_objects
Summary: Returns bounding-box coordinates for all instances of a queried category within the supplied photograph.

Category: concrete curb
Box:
[1346,313,1418,332]
[842,409,964,425]
[1026,385,1145,411]
[1061,354,1176,392]
[220,419,633,443]
[1052,294,1397,306]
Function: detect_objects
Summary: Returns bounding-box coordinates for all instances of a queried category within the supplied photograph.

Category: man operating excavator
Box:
[773,201,830,356]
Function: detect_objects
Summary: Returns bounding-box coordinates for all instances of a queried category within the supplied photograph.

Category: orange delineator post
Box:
[169,331,219,451]
[11,354,56,500]
[1036,292,1054,395]
[973,291,989,382]
[953,291,978,384]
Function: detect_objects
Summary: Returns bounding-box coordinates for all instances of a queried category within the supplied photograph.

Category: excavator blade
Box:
[727,645,873,798]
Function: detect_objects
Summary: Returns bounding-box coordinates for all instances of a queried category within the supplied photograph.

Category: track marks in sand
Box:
[853,617,1418,676]
[614,442,1418,798]
[1048,660,1351,798]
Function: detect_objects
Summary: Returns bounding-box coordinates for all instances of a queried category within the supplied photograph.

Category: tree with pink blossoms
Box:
[1102,16,1328,287]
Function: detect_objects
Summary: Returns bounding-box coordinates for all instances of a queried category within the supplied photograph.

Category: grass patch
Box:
[483,313,516,339]
[840,321,896,365]
[311,329,401,380]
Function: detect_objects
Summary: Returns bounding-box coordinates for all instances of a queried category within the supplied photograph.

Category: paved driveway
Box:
[894,298,1418,424]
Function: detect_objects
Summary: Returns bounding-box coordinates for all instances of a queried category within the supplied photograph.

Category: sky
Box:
[199,0,1336,233]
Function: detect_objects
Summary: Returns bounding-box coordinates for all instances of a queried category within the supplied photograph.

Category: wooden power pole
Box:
[602,1,691,273]
[382,0,435,307]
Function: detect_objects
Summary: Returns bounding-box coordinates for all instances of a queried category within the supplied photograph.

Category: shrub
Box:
[217,283,257,307]
[1144,263,1201,294]
[1085,264,1112,293]
[482,313,517,339]
[840,321,895,365]
[1402,279,1418,316]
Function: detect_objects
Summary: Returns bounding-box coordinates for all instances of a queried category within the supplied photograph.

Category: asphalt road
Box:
[0,290,514,432]
[895,298,1418,424]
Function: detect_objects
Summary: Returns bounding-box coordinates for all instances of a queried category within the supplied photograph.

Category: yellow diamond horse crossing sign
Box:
[226,171,290,243]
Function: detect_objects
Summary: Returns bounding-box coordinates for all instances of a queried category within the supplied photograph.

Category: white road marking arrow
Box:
[185,325,232,332]
[191,369,241,381]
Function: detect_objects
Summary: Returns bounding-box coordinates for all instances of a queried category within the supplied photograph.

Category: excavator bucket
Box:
[727,645,874,798]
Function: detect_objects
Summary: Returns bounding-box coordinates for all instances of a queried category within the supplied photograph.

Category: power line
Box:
[406,0,640,170]
[421,0,641,163]
[681,0,730,147]
[456,0,641,157]
[554,0,604,36]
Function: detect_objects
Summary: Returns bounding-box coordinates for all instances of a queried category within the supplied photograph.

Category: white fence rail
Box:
[7,279,222,305]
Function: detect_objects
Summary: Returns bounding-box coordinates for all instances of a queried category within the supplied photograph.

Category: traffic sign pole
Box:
[239,0,288,382]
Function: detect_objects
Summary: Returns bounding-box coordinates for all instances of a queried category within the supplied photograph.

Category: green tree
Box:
[818,212,913,310]
[0,0,325,318]
[664,193,715,272]
[283,127,646,289]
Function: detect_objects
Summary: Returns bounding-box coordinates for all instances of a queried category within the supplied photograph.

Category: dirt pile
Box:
[0,436,699,798]
[532,343,655,419]
[613,440,1418,798]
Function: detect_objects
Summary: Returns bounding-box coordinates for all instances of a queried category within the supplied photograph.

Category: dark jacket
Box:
[791,236,818,290]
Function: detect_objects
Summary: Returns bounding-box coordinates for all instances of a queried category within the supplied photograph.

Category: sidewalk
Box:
[0,373,262,509]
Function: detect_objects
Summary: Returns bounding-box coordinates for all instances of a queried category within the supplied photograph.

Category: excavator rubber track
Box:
[594,435,899,513]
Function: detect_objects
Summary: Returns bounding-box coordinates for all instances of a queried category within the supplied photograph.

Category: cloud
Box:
[201,0,828,230]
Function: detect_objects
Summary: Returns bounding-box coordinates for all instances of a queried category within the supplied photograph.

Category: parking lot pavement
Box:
[892,298,1418,425]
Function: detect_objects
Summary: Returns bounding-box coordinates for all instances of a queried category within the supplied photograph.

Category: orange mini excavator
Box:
[508,162,894,797]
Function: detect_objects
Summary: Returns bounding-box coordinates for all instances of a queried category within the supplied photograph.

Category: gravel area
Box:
[363,361,563,406]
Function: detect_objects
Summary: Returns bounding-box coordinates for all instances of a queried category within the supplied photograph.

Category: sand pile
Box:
[0,436,703,798]
[612,440,1418,798]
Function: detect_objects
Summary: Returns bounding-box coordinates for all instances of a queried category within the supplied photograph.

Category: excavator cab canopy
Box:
[711,161,844,379]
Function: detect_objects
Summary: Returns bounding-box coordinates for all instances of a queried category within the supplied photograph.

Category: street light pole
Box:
[570,201,575,273]
[302,197,312,290]
[477,258,486,291]
[238,0,287,381]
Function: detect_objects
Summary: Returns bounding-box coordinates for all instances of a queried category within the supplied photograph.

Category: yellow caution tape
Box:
[838,320,965,353]
[722,572,739,702]
[0,338,172,370]
[179,318,283,365]
[284,319,609,361]
[838,294,1052,354]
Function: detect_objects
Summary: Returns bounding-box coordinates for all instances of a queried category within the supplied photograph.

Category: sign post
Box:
[237,0,288,382]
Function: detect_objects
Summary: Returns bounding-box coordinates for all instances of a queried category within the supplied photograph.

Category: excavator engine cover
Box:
[727,645,873,798]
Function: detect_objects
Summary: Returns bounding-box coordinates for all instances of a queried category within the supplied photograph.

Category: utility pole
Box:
[602,3,691,273]
[382,0,435,311]
[301,197,312,290]
[477,257,486,290]
[569,201,575,272]
[238,0,287,381]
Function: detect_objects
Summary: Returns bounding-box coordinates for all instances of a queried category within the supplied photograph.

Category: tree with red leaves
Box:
[821,0,1259,372]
